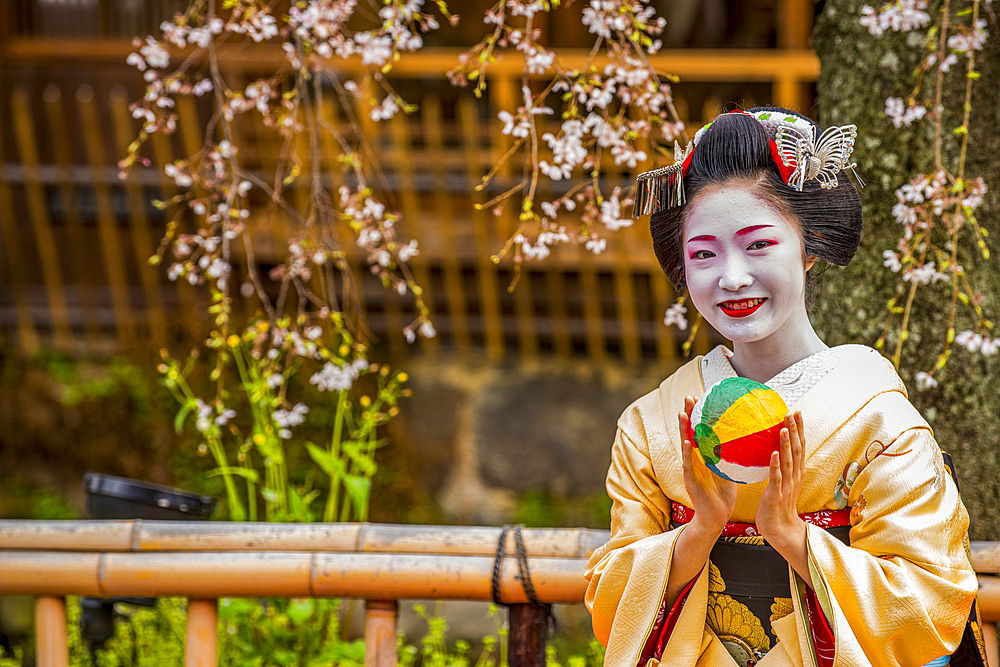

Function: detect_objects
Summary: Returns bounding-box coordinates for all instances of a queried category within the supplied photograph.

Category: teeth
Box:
[724,298,763,310]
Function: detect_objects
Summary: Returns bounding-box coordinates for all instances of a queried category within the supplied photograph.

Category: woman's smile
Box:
[718,297,767,317]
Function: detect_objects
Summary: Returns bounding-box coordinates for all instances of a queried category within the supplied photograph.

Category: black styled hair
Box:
[649,107,863,290]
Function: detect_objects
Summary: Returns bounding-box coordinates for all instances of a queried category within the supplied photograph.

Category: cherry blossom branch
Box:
[122,0,445,356]
[863,0,994,386]
[451,0,683,270]
[933,0,952,170]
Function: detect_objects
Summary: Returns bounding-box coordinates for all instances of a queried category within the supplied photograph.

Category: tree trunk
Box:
[812,0,1000,539]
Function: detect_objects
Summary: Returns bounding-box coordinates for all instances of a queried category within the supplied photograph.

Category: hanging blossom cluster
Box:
[121,0,448,363]
[283,0,446,70]
[338,186,425,301]
[158,140,247,292]
[123,0,450,158]
[866,2,989,134]
[580,0,665,46]
[282,0,453,122]
[451,0,683,270]
[884,96,926,128]
[310,357,371,393]
[510,183,633,261]
[663,301,688,331]
[860,0,932,36]
[119,35,212,173]
[861,0,994,383]
[224,77,293,129]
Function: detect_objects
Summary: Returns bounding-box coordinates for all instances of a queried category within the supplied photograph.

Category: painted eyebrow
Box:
[735,224,775,236]
[687,224,776,244]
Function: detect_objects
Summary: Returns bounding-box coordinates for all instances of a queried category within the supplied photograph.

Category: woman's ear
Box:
[805,255,817,271]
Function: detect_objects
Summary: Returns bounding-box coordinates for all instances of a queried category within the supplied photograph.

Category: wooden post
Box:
[423,94,471,357]
[776,0,812,50]
[0,100,38,354]
[458,96,505,361]
[110,85,169,352]
[78,83,135,350]
[984,621,998,667]
[612,231,640,365]
[580,267,605,363]
[651,273,678,364]
[546,270,571,360]
[11,88,74,351]
[508,604,547,667]
[390,112,438,358]
[0,1,10,45]
[149,119,204,345]
[774,74,802,114]
[364,599,398,667]
[492,74,537,359]
[43,83,103,353]
[35,596,68,667]
[185,598,218,667]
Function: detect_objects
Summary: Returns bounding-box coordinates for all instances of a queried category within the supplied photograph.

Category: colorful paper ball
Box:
[689,377,789,484]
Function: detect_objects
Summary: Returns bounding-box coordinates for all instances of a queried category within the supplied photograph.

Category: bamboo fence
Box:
[0,521,998,667]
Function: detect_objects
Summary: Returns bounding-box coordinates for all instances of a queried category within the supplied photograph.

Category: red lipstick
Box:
[719,298,766,318]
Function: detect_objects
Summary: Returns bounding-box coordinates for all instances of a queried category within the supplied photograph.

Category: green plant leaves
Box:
[343,475,372,522]
[305,442,346,479]
[285,598,314,624]
[174,399,196,433]
[342,441,378,476]
[208,467,260,483]
[288,486,320,523]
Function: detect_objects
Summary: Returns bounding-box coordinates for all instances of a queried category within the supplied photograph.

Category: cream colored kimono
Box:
[585,345,978,667]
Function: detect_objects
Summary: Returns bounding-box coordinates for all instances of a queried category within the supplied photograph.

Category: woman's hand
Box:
[666,396,738,606]
[679,396,737,535]
[757,411,813,587]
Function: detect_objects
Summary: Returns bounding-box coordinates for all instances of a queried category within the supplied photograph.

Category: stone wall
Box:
[380,357,683,526]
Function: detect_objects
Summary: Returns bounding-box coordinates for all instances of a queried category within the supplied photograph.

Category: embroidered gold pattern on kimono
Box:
[770,598,794,624]
[708,562,725,593]
[706,593,771,655]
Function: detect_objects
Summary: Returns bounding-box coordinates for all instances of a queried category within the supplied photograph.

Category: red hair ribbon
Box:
[678,109,800,186]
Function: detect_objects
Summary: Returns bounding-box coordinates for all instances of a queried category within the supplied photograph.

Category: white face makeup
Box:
[683,186,813,348]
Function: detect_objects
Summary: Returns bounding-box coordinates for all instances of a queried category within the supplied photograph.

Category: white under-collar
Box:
[700,345,845,409]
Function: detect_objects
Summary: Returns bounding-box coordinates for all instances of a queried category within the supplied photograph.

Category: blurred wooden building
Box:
[0,0,818,365]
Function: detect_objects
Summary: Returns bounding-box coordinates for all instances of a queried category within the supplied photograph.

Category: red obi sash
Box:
[670,501,851,535]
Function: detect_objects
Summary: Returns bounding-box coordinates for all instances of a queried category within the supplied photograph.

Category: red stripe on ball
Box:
[719,421,785,468]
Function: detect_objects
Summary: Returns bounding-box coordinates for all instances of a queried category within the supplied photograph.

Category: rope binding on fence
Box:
[491,524,555,632]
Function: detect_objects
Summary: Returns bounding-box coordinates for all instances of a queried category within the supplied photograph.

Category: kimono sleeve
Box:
[801,424,977,667]
[585,415,716,667]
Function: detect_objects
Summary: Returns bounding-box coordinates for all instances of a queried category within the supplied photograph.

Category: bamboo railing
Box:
[0,44,818,362]
[0,521,998,667]
[0,521,608,667]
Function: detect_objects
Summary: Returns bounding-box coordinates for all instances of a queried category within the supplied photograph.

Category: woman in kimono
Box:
[584,108,986,667]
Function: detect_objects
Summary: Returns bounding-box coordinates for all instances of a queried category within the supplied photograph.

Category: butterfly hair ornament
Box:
[632,109,864,218]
